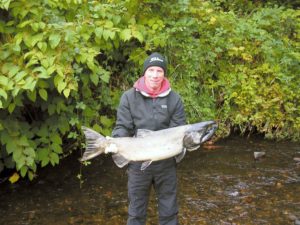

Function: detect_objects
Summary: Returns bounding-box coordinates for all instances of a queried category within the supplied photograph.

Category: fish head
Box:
[183,121,217,151]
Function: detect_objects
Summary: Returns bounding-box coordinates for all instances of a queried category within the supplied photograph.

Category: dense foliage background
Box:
[0,0,299,179]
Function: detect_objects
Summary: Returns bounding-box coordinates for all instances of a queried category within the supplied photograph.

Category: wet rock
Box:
[254,151,266,160]
[293,157,300,163]
[288,213,297,220]
[241,195,254,203]
[228,191,239,197]
[276,182,283,188]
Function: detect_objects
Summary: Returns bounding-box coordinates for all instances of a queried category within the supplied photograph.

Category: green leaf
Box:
[14,33,23,45]
[50,152,59,166]
[36,126,48,138]
[1,0,12,10]
[39,22,46,29]
[8,65,20,77]
[120,29,132,41]
[37,42,47,52]
[37,148,49,160]
[24,147,36,157]
[8,103,15,113]
[31,23,40,32]
[50,133,62,145]
[58,118,69,134]
[132,30,144,43]
[69,117,79,126]
[49,33,61,49]
[28,171,34,180]
[41,158,49,167]
[14,71,27,82]
[76,102,86,110]
[12,87,20,97]
[18,135,29,147]
[90,73,99,85]
[47,65,56,75]
[26,156,34,166]
[63,88,70,98]
[12,44,21,52]
[0,76,9,86]
[51,143,62,154]
[0,88,7,100]
[95,27,104,38]
[20,166,28,177]
[67,131,78,139]
[6,141,17,154]
[57,81,67,93]
[103,30,115,40]
[54,73,63,84]
[87,60,96,71]
[18,20,33,28]
[16,156,26,170]
[27,90,37,102]
[31,33,44,47]
[32,67,49,79]
[39,88,48,101]
[13,147,23,161]
[100,116,114,127]
[100,73,110,83]
[48,104,56,115]
[103,30,110,40]
[31,163,37,172]
[104,20,114,28]
[23,76,37,91]
[1,131,9,145]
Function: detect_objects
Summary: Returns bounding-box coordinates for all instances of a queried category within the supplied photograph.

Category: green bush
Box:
[0,0,299,179]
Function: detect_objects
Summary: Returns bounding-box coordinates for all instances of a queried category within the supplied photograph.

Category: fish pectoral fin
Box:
[141,160,152,170]
[136,129,154,138]
[175,148,186,163]
[112,154,130,168]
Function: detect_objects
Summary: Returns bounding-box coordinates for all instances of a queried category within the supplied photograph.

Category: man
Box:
[112,52,186,225]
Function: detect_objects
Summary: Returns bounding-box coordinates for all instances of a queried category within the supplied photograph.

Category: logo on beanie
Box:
[150,57,164,63]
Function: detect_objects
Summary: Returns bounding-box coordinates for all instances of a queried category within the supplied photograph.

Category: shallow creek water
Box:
[0,136,299,225]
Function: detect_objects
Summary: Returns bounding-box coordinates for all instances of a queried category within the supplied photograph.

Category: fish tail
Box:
[80,126,106,161]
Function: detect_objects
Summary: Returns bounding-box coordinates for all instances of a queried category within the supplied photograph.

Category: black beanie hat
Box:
[143,52,167,75]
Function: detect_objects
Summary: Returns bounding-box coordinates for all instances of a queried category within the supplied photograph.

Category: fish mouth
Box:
[200,123,218,142]
[183,121,218,151]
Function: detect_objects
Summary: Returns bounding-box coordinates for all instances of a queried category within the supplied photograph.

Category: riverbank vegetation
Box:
[0,0,299,179]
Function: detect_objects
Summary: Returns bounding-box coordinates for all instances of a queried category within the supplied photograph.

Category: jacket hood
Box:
[133,76,171,98]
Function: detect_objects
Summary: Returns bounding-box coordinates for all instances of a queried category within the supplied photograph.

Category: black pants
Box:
[127,158,178,225]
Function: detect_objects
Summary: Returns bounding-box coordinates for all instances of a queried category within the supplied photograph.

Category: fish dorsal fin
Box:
[136,129,154,138]
[175,148,186,163]
[112,154,130,168]
[141,160,152,170]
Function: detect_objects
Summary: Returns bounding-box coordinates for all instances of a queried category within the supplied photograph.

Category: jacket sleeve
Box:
[112,92,135,137]
[169,94,186,128]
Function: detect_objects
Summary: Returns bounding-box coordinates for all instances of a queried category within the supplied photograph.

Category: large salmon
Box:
[81,121,217,170]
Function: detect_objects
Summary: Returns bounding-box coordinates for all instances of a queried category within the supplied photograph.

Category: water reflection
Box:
[0,136,299,224]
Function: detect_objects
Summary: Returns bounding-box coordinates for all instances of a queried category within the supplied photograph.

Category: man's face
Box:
[144,66,165,90]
